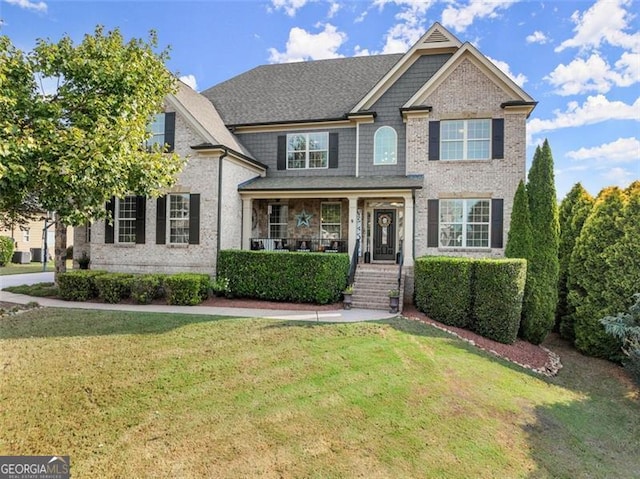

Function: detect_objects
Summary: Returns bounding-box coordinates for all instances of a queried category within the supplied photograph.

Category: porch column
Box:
[403,193,414,266]
[241,197,252,250]
[347,195,358,256]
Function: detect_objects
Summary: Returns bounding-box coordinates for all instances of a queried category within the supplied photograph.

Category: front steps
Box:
[351,264,404,312]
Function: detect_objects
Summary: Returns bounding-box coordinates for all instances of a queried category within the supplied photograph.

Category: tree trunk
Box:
[54,213,67,282]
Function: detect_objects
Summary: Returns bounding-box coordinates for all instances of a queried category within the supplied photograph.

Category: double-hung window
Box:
[440,199,490,248]
[321,203,341,239]
[116,196,137,243]
[169,193,190,244]
[269,204,288,238]
[441,119,490,160]
[287,133,328,169]
[146,113,165,149]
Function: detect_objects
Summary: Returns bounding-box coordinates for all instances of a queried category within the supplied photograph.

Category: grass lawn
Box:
[0,260,72,276]
[1,309,638,478]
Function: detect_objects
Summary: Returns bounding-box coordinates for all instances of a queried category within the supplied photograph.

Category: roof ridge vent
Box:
[425,29,448,43]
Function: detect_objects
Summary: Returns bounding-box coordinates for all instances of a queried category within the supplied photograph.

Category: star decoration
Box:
[296,209,313,228]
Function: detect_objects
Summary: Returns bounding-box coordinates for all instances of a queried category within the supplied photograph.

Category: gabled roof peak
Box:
[416,22,462,51]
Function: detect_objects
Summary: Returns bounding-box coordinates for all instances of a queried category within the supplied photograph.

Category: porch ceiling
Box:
[238,175,423,194]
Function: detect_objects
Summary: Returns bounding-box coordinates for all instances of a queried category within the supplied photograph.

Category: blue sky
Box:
[2,0,638,199]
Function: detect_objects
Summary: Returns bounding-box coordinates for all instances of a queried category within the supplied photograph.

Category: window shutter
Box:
[164,112,176,152]
[277,135,286,170]
[189,194,200,245]
[105,197,115,244]
[492,118,504,159]
[491,198,504,248]
[156,196,166,245]
[428,121,440,161]
[135,196,146,244]
[329,132,339,169]
[427,199,439,247]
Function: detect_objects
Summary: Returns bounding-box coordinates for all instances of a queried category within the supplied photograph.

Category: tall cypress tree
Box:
[557,183,594,340]
[569,187,627,359]
[520,140,560,344]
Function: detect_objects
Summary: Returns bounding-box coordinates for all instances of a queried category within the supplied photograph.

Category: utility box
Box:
[31,248,43,263]
[12,251,31,264]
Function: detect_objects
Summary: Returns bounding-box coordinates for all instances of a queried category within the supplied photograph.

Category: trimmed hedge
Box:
[217,250,349,304]
[58,270,107,301]
[131,274,165,305]
[94,273,135,303]
[414,256,527,344]
[0,236,14,266]
[164,273,210,306]
[414,256,473,328]
[472,259,527,344]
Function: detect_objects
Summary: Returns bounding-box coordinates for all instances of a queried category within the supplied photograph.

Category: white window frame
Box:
[268,203,288,239]
[439,199,491,249]
[168,193,190,245]
[440,119,491,161]
[146,113,165,150]
[22,227,30,243]
[286,132,329,170]
[320,202,342,240]
[373,126,397,165]
[115,196,137,244]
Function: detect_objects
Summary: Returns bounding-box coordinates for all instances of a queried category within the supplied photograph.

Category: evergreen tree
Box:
[520,140,560,344]
[569,187,627,359]
[557,183,594,340]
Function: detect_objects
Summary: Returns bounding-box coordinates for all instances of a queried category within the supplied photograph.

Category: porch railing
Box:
[348,238,360,286]
[249,237,348,253]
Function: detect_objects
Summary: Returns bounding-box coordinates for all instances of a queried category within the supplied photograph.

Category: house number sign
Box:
[378,214,392,245]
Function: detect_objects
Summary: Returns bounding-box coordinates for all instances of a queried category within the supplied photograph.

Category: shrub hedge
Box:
[414,256,473,328]
[58,270,107,301]
[0,236,14,266]
[414,256,527,344]
[94,273,135,303]
[130,274,164,305]
[164,273,210,306]
[217,250,349,304]
[472,259,527,344]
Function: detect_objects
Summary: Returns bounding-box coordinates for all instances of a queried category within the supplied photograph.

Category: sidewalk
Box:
[0,289,397,323]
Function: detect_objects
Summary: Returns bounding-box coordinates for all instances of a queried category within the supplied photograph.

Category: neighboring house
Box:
[75,23,536,295]
[0,216,72,262]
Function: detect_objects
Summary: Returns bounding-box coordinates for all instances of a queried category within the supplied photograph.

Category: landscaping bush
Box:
[600,293,640,385]
[414,256,473,328]
[0,236,15,266]
[130,274,165,304]
[94,273,135,303]
[164,273,210,306]
[57,270,107,301]
[472,259,527,344]
[211,276,230,297]
[65,245,74,260]
[217,250,349,304]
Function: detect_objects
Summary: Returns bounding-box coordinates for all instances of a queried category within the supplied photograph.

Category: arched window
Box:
[374,126,397,165]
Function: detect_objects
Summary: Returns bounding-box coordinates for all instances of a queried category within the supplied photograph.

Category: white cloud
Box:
[555,0,640,53]
[327,1,340,18]
[526,31,548,44]
[486,56,527,87]
[546,52,640,96]
[354,45,371,57]
[5,0,47,13]
[270,0,309,17]
[566,137,640,163]
[602,167,634,186]
[528,94,640,138]
[441,0,517,33]
[179,74,198,91]
[372,0,435,54]
[268,23,347,63]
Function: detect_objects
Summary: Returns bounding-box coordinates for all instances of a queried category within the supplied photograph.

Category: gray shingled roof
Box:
[238,175,424,192]
[202,54,403,126]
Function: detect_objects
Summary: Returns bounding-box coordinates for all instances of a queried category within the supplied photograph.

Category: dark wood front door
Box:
[373,209,396,261]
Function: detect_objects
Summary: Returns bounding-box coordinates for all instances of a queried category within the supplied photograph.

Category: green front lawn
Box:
[0,310,638,478]
[0,260,72,275]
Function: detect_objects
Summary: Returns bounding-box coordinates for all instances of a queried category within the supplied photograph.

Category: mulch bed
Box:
[402,305,562,376]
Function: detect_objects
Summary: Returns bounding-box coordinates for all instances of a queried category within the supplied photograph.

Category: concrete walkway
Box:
[0,274,396,323]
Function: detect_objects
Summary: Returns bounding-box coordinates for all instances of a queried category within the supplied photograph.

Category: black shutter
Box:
[329,132,339,169]
[189,194,200,245]
[277,135,286,170]
[164,112,176,152]
[428,121,440,161]
[105,197,115,244]
[427,199,439,247]
[135,196,146,244]
[491,198,504,248]
[156,196,166,245]
[492,118,504,159]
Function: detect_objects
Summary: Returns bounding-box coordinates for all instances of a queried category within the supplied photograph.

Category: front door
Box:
[373,209,396,261]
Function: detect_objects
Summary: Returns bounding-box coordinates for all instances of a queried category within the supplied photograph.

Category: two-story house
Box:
[75,23,536,301]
